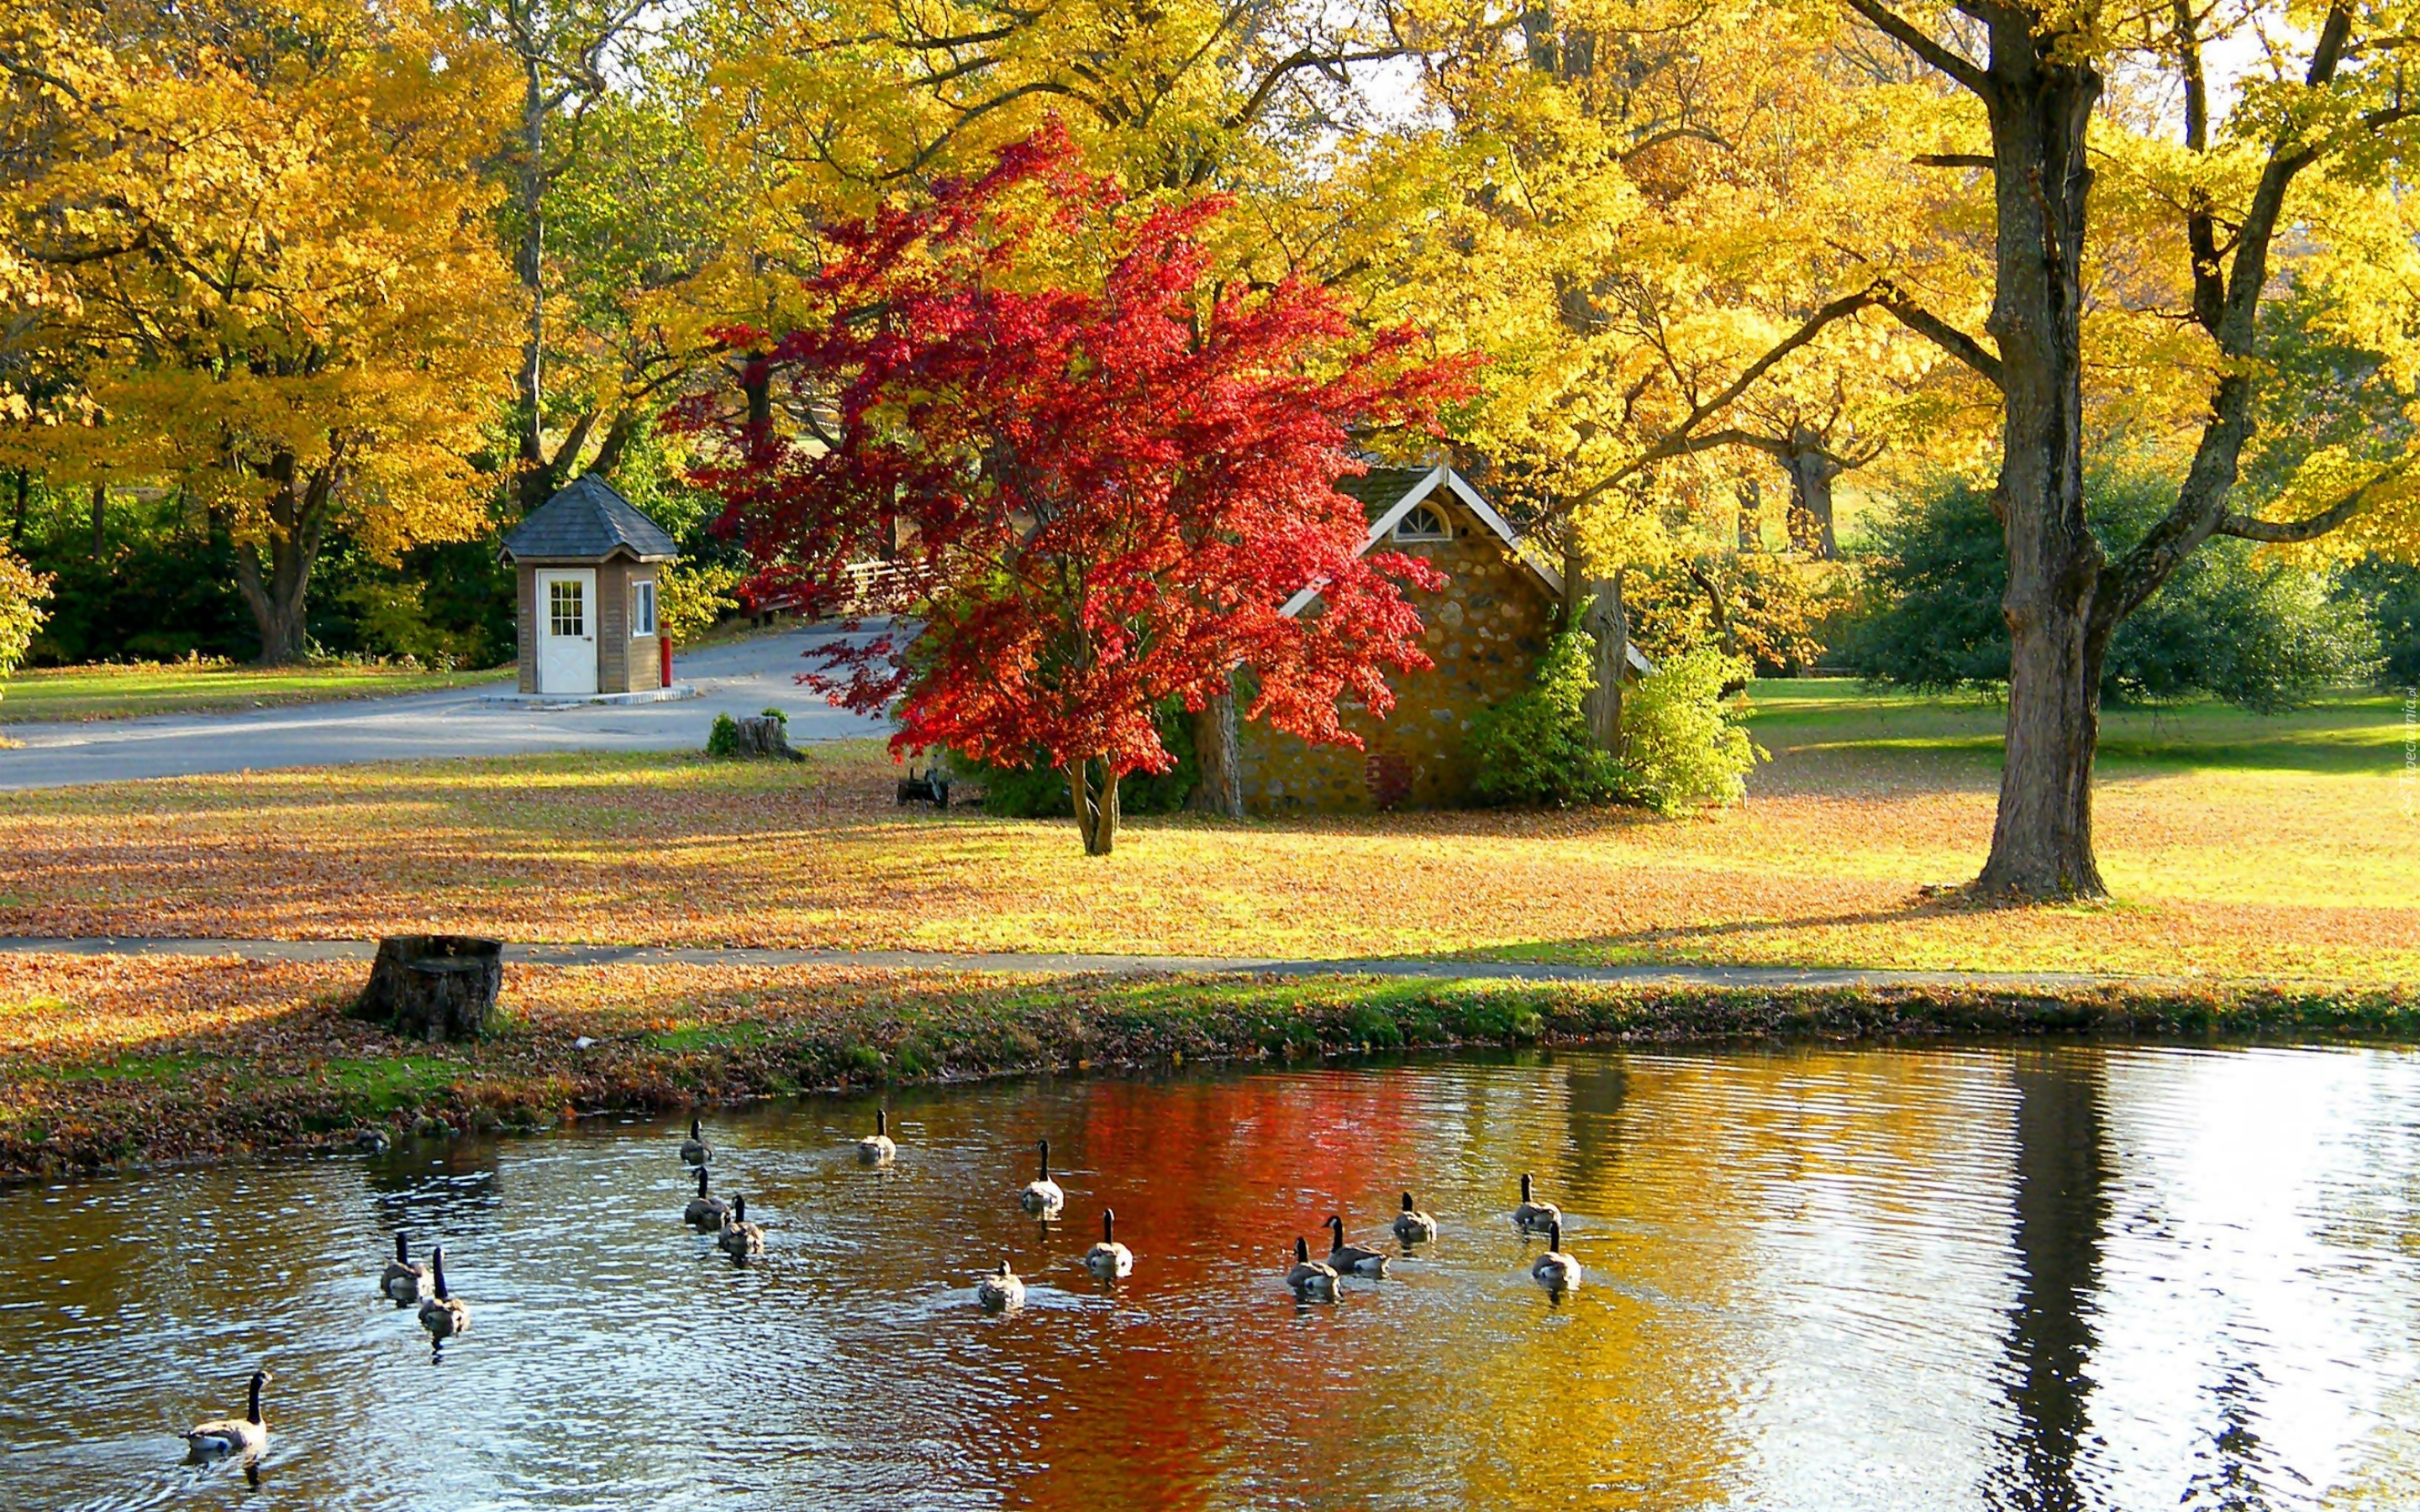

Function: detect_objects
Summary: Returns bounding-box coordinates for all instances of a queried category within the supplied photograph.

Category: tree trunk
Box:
[1576,568,1628,755]
[353,935,504,1042]
[231,451,331,665]
[513,40,550,516]
[1069,757,1121,855]
[1781,434,1840,559]
[1188,683,1244,818]
[1975,20,2107,898]
[89,481,105,558]
[9,468,27,543]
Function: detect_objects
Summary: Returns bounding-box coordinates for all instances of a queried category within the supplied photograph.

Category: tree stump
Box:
[354,936,503,1042]
[734,715,800,760]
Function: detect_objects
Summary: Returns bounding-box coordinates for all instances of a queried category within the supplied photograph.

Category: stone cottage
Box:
[1234,463,1650,813]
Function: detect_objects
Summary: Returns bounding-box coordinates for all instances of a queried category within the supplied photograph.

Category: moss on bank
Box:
[3,954,2412,1182]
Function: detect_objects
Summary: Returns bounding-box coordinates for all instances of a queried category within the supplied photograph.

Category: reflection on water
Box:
[2,1042,2417,1510]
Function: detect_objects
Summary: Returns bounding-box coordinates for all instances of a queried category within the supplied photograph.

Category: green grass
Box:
[0,659,512,722]
[322,1055,459,1111]
[1745,679,2406,775]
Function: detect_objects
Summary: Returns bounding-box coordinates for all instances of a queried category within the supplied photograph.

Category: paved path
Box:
[0,934,2139,992]
[0,627,894,790]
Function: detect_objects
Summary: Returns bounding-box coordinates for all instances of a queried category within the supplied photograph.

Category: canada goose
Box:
[858,1108,897,1166]
[976,1260,1026,1311]
[1286,1236,1340,1299]
[680,1118,710,1166]
[718,1194,765,1257]
[1392,1191,1439,1245]
[418,1247,468,1346]
[1323,1214,1391,1278]
[683,1166,730,1231]
[1530,1221,1582,1292]
[1019,1139,1065,1217]
[1513,1173,1560,1232]
[380,1232,427,1305]
[182,1368,270,1461]
[1084,1209,1134,1278]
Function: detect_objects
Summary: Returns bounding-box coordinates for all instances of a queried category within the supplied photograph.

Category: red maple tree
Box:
[684,123,1469,854]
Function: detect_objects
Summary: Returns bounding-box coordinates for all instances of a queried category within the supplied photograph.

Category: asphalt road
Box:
[0,626,896,790]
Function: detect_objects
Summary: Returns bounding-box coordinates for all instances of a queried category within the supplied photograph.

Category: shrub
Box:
[2338,557,2420,688]
[658,559,744,643]
[0,551,52,693]
[1839,466,2380,709]
[1465,627,1623,807]
[947,701,1201,817]
[705,712,741,758]
[1613,646,1766,814]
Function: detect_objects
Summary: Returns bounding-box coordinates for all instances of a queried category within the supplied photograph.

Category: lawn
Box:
[0,659,512,722]
[0,682,2407,982]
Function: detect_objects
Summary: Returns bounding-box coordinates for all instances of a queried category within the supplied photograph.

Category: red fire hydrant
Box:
[659,634,673,689]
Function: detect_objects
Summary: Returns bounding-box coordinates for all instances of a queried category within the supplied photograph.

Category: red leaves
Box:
[683,122,1476,786]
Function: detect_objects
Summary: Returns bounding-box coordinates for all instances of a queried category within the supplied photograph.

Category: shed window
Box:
[631,580,657,638]
[549,579,586,638]
[1393,504,1449,542]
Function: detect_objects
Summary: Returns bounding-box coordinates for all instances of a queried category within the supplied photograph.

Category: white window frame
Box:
[1392,503,1450,542]
[548,578,586,638]
[631,579,657,638]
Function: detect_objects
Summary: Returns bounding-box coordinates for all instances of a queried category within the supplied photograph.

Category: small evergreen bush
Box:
[705,712,741,758]
[1465,627,1623,807]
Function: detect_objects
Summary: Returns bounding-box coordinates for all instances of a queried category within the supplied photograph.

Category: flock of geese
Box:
[182,1110,1582,1464]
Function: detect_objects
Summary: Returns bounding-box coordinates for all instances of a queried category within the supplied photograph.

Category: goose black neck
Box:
[1521,1173,1534,1200]
[394,1232,408,1263]
[430,1251,449,1299]
[697,1166,710,1195]
[1548,1222,1562,1252]
[690,1118,702,1140]
[1402,1192,1415,1212]
[1037,1139,1050,1180]
[1294,1236,1308,1263]
[246,1372,265,1425]
[731,1195,746,1223]
[1101,1210,1115,1245]
[876,1109,886,1137]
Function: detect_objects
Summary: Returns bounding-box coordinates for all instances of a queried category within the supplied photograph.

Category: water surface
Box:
[3,1041,2417,1509]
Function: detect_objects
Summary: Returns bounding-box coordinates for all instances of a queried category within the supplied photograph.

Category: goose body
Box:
[1392,1191,1439,1246]
[718,1194,765,1257]
[857,1108,897,1166]
[683,1166,730,1231]
[1084,1209,1134,1279]
[1019,1138,1065,1217]
[1323,1214,1391,1278]
[1513,1173,1561,1233]
[418,1247,469,1345]
[1286,1236,1341,1299]
[381,1232,428,1304]
[680,1117,710,1166]
[976,1261,1026,1311]
[1530,1221,1582,1293]
[182,1369,270,1461]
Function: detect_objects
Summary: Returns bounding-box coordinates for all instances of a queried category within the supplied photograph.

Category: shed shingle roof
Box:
[499,474,679,563]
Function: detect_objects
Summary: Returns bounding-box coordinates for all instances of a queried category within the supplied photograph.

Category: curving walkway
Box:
[0,933,2149,991]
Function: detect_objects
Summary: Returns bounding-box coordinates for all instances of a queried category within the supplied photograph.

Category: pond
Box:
[3,1041,2417,1509]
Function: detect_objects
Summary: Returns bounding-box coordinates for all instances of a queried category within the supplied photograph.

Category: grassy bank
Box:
[3,953,2412,1181]
[1,685,2409,981]
[0,658,510,722]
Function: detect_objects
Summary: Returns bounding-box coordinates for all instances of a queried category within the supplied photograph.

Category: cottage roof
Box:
[499,475,679,564]
[1286,464,1654,674]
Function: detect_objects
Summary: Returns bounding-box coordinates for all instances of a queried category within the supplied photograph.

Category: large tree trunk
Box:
[1781,434,1840,559]
[1069,757,1121,855]
[1576,568,1628,755]
[1188,683,1244,818]
[1975,19,2107,899]
[231,453,332,665]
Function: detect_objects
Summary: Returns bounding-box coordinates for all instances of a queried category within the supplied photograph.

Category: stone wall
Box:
[1236,512,1557,813]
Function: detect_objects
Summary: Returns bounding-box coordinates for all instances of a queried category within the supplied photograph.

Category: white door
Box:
[535,569,597,694]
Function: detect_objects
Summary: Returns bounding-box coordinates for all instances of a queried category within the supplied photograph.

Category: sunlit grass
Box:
[0,659,510,722]
[0,684,2411,982]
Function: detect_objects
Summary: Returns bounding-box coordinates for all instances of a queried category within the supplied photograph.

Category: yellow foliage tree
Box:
[0,1,517,662]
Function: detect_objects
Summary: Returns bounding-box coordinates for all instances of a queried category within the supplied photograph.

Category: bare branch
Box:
[1839,0,1993,98]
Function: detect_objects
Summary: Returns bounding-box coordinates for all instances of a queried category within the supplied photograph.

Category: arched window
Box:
[1392,504,1449,542]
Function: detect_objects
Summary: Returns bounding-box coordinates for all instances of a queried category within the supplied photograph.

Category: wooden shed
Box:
[497,475,679,697]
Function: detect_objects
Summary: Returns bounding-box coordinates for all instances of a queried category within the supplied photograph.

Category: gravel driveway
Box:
[0,626,895,790]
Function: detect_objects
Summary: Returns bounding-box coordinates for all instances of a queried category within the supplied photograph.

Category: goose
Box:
[1018,1139,1065,1217]
[718,1194,765,1257]
[1286,1236,1340,1300]
[1530,1221,1582,1293]
[1084,1208,1134,1279]
[1392,1191,1439,1246]
[418,1247,469,1346]
[680,1118,710,1166]
[380,1232,427,1305]
[683,1167,730,1231]
[182,1369,270,1461]
[1323,1214,1391,1278]
[976,1260,1026,1312]
[857,1109,897,1166]
[1513,1173,1560,1233]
